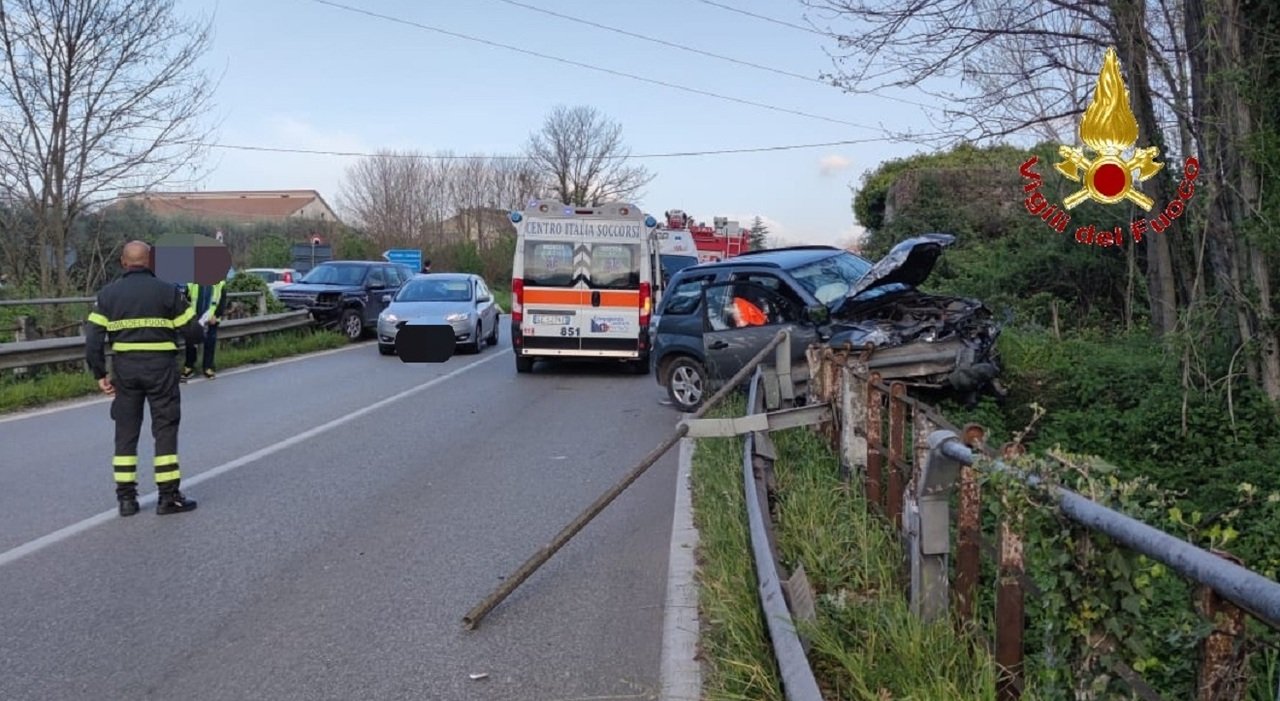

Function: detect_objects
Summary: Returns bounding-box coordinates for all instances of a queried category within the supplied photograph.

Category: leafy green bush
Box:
[225,272,285,314]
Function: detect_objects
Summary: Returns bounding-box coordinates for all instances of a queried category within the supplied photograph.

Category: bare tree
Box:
[0,0,216,296]
[525,105,654,206]
[338,150,438,250]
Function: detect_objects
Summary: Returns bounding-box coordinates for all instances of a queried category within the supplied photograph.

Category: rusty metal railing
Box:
[803,344,1280,701]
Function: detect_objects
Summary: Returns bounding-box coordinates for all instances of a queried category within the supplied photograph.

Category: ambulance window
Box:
[590,243,639,289]
[524,242,575,287]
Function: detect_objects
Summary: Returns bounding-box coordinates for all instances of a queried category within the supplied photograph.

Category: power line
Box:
[175,135,897,160]
[493,0,831,87]
[693,0,830,36]
[305,0,917,136]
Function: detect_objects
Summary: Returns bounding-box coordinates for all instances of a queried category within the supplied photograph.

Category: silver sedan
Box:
[376,273,501,355]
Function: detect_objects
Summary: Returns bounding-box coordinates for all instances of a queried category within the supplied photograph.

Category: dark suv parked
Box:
[275,260,416,342]
[650,235,1002,412]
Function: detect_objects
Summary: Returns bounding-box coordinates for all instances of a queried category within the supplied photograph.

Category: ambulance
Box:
[509,200,660,374]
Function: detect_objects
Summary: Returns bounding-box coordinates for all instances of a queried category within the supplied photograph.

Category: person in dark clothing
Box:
[421,258,432,274]
[182,278,225,379]
[85,241,204,517]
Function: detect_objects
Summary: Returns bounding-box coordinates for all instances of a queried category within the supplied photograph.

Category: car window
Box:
[590,243,640,289]
[705,281,799,331]
[397,278,471,302]
[729,271,805,308]
[476,280,490,299]
[300,264,367,286]
[384,266,402,287]
[524,242,575,287]
[661,274,715,315]
[368,267,386,287]
[786,252,874,306]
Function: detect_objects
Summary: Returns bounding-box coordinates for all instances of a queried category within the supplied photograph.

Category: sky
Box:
[179,0,954,248]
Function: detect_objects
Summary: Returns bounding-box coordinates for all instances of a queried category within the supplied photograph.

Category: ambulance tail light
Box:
[512,278,524,323]
[639,282,651,327]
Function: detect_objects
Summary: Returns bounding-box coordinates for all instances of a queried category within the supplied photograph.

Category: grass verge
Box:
[0,327,349,414]
[691,399,1000,700]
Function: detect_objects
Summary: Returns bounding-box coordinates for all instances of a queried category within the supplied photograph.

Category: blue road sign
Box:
[384,248,423,272]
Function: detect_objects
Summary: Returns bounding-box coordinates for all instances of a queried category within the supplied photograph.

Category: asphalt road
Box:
[0,326,683,700]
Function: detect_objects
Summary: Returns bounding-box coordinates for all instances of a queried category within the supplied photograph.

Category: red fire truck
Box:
[658,209,750,263]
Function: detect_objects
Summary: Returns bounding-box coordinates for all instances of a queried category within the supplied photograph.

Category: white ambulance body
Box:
[509,201,659,374]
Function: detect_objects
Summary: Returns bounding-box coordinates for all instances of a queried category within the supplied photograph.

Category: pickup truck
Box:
[275,260,417,341]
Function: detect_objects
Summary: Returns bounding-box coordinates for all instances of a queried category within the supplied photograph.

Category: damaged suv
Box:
[649,234,1002,412]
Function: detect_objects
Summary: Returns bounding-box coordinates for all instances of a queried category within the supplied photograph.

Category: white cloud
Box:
[198,114,371,209]
[818,154,853,177]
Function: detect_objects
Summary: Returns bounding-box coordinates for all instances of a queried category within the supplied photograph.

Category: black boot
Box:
[118,495,140,517]
[156,489,197,515]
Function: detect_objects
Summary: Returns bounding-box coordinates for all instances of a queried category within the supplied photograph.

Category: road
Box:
[0,326,683,700]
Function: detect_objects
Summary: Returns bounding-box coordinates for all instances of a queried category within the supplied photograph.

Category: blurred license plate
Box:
[532,314,569,325]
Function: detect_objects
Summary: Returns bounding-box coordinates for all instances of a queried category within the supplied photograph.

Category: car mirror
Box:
[381,294,392,303]
[478,295,491,303]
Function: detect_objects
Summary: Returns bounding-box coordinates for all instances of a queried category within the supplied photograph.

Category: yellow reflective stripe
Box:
[87,312,110,327]
[155,470,180,483]
[113,472,137,482]
[112,455,138,466]
[105,317,174,331]
[113,341,177,352]
[173,306,195,326]
[154,454,179,466]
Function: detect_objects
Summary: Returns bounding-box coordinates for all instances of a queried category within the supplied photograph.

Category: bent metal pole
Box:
[462,328,792,630]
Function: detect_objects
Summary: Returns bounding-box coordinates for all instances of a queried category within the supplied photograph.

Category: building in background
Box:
[112,190,341,225]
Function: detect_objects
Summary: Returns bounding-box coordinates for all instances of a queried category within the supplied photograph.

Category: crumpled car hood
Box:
[845,232,956,300]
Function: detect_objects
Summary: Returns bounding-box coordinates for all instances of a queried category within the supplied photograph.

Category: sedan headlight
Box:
[445,312,468,322]
[382,313,399,322]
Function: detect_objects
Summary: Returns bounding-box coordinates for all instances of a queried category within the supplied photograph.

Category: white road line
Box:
[0,351,505,569]
[659,434,702,700]
[0,343,365,424]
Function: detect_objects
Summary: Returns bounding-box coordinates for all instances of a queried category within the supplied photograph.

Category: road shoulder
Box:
[659,433,702,699]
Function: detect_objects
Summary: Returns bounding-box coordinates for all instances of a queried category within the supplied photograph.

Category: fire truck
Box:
[656,209,750,263]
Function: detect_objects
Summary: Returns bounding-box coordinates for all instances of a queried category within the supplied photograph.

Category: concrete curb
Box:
[659,433,701,700]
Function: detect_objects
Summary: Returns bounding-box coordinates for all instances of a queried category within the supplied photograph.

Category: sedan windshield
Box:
[397,278,471,302]
[301,264,367,286]
[787,252,874,306]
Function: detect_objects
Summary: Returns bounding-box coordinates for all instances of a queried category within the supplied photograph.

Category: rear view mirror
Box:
[804,304,830,326]
[381,294,392,303]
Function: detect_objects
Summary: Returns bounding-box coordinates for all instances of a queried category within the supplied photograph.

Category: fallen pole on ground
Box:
[461,329,791,630]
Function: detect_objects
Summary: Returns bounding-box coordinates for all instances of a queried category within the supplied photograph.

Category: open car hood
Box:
[845,233,956,300]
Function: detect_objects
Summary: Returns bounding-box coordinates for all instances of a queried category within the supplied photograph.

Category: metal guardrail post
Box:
[955,424,986,625]
[908,430,967,622]
[775,327,793,405]
[864,371,884,513]
[1196,550,1250,701]
[257,292,267,316]
[996,515,1026,700]
[841,354,868,486]
[886,382,907,529]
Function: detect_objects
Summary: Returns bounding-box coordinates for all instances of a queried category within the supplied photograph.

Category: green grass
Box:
[491,285,512,313]
[691,401,1001,700]
[0,328,348,414]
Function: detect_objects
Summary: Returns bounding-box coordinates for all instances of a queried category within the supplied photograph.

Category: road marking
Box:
[0,350,505,568]
[659,434,702,700]
[0,343,366,424]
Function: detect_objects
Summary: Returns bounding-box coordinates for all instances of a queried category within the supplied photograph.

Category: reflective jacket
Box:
[85,268,202,379]
[186,280,226,324]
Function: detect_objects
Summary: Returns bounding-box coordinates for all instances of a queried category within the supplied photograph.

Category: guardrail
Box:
[0,291,270,316]
[0,310,313,372]
[677,336,1280,700]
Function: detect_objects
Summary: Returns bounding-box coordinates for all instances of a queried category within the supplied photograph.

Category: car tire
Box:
[339,309,364,343]
[486,320,499,345]
[378,343,395,355]
[467,323,483,353]
[626,356,649,375]
[515,354,534,373]
[664,356,706,412]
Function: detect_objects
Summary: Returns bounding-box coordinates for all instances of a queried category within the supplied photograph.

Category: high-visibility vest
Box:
[187,280,225,323]
[733,297,767,326]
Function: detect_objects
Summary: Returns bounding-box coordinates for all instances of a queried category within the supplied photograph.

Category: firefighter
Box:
[183,276,226,379]
[85,240,205,517]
